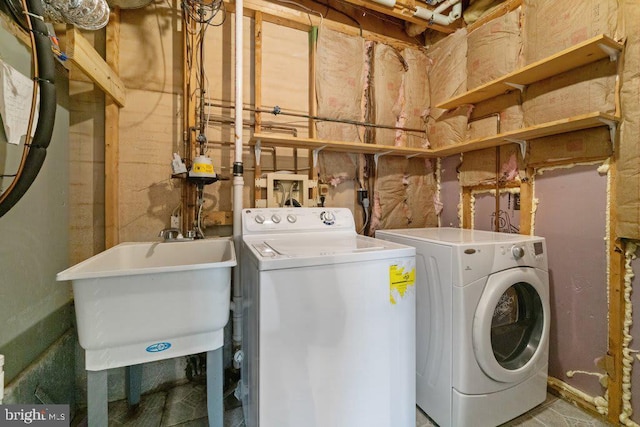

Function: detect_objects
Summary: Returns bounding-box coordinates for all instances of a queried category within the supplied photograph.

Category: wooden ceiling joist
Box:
[225,0,423,49]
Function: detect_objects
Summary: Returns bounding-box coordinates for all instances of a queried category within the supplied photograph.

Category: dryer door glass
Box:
[490,282,544,370]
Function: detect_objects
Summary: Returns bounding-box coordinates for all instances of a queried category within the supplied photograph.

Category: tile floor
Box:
[73,382,611,427]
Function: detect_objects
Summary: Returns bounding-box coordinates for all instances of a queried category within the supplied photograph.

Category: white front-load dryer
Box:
[375,227,549,427]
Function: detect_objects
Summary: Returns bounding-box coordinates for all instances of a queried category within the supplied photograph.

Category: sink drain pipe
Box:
[0,0,57,217]
[231,0,244,348]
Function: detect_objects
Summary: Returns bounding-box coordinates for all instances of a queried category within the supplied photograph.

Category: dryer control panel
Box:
[242,208,356,235]
[493,239,548,272]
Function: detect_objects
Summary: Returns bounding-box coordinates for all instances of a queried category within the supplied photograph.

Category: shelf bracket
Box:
[374,151,393,172]
[598,43,620,62]
[254,140,262,166]
[312,145,327,169]
[505,138,527,159]
[599,118,618,149]
[504,82,526,92]
[406,152,421,159]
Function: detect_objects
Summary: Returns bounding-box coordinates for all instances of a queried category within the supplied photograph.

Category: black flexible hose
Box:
[0,0,57,217]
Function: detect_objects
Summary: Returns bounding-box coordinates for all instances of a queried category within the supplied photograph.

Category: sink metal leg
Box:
[207,348,223,427]
[126,365,143,407]
[87,369,108,426]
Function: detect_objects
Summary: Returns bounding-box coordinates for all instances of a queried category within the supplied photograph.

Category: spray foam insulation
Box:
[617,0,640,240]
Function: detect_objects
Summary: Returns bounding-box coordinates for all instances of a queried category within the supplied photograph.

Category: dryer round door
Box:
[472,267,550,384]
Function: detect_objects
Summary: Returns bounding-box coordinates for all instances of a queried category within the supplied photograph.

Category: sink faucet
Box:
[158,228,184,241]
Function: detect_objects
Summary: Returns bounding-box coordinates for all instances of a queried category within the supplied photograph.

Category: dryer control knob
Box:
[287,214,297,223]
[255,214,265,224]
[271,214,281,224]
[512,245,525,259]
[320,211,335,225]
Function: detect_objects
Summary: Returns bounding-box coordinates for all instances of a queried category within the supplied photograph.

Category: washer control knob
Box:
[287,214,297,223]
[255,214,265,224]
[271,214,281,224]
[511,245,525,259]
[320,211,336,225]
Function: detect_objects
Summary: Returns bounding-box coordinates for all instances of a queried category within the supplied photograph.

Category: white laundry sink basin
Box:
[57,238,236,371]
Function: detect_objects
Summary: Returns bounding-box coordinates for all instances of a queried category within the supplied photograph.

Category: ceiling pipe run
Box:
[367,0,461,27]
[413,0,462,26]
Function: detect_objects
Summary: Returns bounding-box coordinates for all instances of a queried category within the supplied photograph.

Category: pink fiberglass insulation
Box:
[373,43,405,146]
[370,157,437,233]
[315,27,365,183]
[402,48,430,148]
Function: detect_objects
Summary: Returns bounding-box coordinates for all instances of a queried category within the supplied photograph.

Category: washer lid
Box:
[244,234,415,270]
[263,235,385,257]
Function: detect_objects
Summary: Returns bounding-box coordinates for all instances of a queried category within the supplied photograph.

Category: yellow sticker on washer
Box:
[390,263,415,305]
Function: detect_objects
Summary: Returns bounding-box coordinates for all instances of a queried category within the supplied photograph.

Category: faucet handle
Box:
[159,228,183,240]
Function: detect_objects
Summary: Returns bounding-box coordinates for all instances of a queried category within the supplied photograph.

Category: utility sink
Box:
[57,238,236,371]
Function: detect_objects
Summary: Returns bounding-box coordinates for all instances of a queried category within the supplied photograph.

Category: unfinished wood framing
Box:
[105,8,120,248]
[308,26,318,197]
[66,26,126,107]
[225,0,421,50]
[518,168,533,235]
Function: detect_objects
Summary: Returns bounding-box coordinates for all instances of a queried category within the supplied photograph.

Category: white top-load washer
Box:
[375,227,549,427]
[241,208,416,427]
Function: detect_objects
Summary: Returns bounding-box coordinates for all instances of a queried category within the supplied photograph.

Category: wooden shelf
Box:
[436,34,623,110]
[251,112,617,159]
[250,133,437,158]
[432,111,618,157]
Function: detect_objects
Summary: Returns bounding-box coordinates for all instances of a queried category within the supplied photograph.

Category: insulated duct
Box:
[0,0,57,217]
[4,0,110,30]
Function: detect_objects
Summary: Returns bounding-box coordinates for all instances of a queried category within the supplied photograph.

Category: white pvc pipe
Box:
[413,0,461,26]
[232,0,244,347]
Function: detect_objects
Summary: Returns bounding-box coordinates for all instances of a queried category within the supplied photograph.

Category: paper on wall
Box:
[0,59,39,145]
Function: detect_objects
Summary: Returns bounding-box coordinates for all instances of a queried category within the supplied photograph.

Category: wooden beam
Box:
[467,0,522,33]
[461,187,472,229]
[225,0,422,50]
[519,167,534,235]
[105,8,120,248]
[308,26,319,199]
[66,26,126,107]
[203,211,233,226]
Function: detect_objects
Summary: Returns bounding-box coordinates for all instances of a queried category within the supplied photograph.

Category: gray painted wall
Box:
[0,17,72,386]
